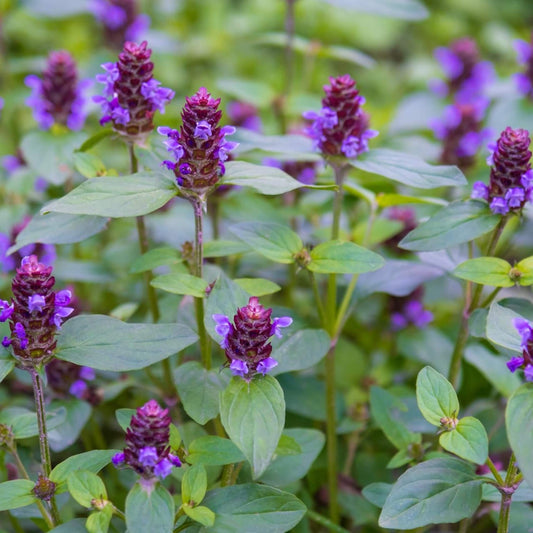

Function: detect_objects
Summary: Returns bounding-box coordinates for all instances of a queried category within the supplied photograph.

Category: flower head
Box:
[212,297,292,380]
[389,288,433,331]
[227,101,262,132]
[513,37,533,100]
[25,51,90,130]
[507,318,533,381]
[94,41,174,142]
[303,74,378,160]
[158,87,238,198]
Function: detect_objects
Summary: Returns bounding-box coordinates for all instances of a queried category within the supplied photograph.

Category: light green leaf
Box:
[0,479,36,511]
[220,376,285,478]
[182,464,207,506]
[183,504,215,527]
[151,273,208,298]
[56,315,198,371]
[129,247,181,273]
[203,240,250,258]
[86,506,113,533]
[416,366,459,426]
[216,78,275,108]
[362,482,393,508]
[234,278,281,296]
[323,0,428,20]
[187,436,245,466]
[73,152,107,178]
[115,409,135,432]
[67,471,107,508]
[453,257,513,287]
[42,173,177,218]
[125,483,174,533]
[308,240,384,274]
[515,256,533,286]
[0,354,15,383]
[485,302,522,352]
[0,406,66,439]
[439,416,488,465]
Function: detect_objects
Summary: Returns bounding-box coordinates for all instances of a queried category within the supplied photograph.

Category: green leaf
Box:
[76,129,114,152]
[439,416,488,465]
[400,201,501,252]
[0,480,36,511]
[42,173,177,218]
[379,458,483,528]
[387,448,415,469]
[8,213,108,254]
[323,0,428,20]
[416,366,459,426]
[86,506,113,533]
[129,247,181,273]
[125,483,175,533]
[115,409,135,432]
[203,240,250,258]
[352,149,465,189]
[216,78,275,108]
[230,222,302,263]
[220,375,285,478]
[48,519,87,533]
[275,434,302,456]
[48,398,92,453]
[67,471,107,508]
[202,483,306,532]
[73,152,107,178]
[20,130,87,185]
[375,192,447,207]
[151,273,208,298]
[259,428,325,487]
[169,424,181,450]
[0,354,14,383]
[485,302,522,352]
[0,406,66,439]
[187,436,245,466]
[515,256,533,286]
[506,384,533,489]
[174,361,226,425]
[183,504,215,527]
[464,344,521,397]
[308,240,384,274]
[56,315,198,371]
[370,386,421,450]
[453,257,513,287]
[271,329,330,376]
[362,482,393,508]
[223,161,305,195]
[182,464,207,506]
[231,129,317,159]
[234,278,281,296]
[50,450,119,493]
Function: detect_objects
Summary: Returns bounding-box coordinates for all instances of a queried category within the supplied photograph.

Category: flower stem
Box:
[192,198,211,370]
[497,493,512,533]
[30,369,60,526]
[306,509,351,533]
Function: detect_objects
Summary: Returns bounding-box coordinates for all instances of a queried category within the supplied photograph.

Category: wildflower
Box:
[94,41,174,142]
[112,399,181,480]
[158,87,238,198]
[212,297,292,380]
[32,474,56,502]
[227,100,262,132]
[91,0,150,49]
[513,37,533,100]
[25,51,90,131]
[303,74,378,160]
[390,288,433,331]
[471,128,532,215]
[507,317,533,381]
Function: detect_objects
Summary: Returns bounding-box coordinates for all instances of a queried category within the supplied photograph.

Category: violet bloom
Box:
[91,0,150,49]
[507,317,533,381]
[158,87,238,199]
[303,74,378,160]
[212,297,292,380]
[46,359,99,404]
[227,101,262,132]
[25,51,90,131]
[113,399,181,481]
[513,37,533,100]
[471,128,533,215]
[390,288,433,331]
[94,41,174,142]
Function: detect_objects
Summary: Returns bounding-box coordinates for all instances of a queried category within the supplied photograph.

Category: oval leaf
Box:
[308,240,384,274]
[187,436,245,466]
[151,273,208,298]
[416,366,459,426]
[220,375,285,479]
[67,471,107,508]
[234,278,281,296]
[125,483,174,533]
[515,256,533,286]
[56,315,198,371]
[485,302,522,352]
[439,416,488,465]
[182,464,207,506]
[454,257,513,287]
[0,479,36,511]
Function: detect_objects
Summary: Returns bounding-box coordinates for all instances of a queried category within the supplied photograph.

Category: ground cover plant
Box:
[1,0,533,531]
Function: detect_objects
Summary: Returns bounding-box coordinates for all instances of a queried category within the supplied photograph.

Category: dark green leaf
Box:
[56,315,198,371]
[125,483,174,533]
[362,482,393,508]
[485,302,522,352]
[187,436,245,466]
[0,354,14,383]
[48,519,87,533]
[182,464,207,506]
[115,409,135,432]
[439,417,488,465]
[151,273,208,298]
[0,480,36,511]
[400,201,500,252]
[308,240,384,274]
[453,257,513,287]
[67,471,107,508]
[416,366,459,426]
[49,399,92,452]
[0,406,66,439]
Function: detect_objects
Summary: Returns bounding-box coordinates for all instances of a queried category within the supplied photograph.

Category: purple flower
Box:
[0,300,14,322]
[28,294,46,313]
[505,187,526,208]
[227,101,262,132]
[404,300,433,328]
[525,365,533,382]
[471,181,489,201]
[513,38,533,99]
[507,356,525,373]
[79,366,95,381]
[153,458,173,479]
[2,337,11,347]
[490,197,509,215]
[229,359,249,377]
[112,452,125,466]
[140,79,174,113]
[138,446,158,467]
[270,316,293,338]
[69,380,88,399]
[390,289,432,331]
[194,120,212,140]
[168,453,181,467]
[514,317,533,347]
[256,357,278,375]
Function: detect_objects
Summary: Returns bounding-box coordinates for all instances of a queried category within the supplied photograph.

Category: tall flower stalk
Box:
[159,87,237,369]
[303,74,377,523]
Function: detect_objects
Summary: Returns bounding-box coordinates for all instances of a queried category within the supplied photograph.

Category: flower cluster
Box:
[112,399,181,480]
[429,98,492,171]
[227,100,262,133]
[390,288,433,331]
[91,0,149,49]
[46,359,99,403]
[430,38,494,99]
[94,41,174,141]
[471,127,532,215]
[507,318,533,381]
[513,36,533,99]
[303,74,378,160]
[158,87,238,198]
[25,51,90,131]
[213,297,292,380]
[1,256,73,366]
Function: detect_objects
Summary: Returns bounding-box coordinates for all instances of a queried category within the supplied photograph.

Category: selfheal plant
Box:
[507,318,533,381]
[471,127,532,215]
[94,40,174,142]
[158,87,238,199]
[213,296,292,380]
[25,50,90,130]
[303,74,378,160]
[1,255,73,367]
[390,288,433,331]
[513,35,533,99]
[112,399,181,482]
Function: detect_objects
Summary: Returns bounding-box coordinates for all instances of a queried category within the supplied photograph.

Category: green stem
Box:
[284,0,296,97]
[220,463,234,487]
[497,493,512,533]
[306,509,351,533]
[30,369,60,526]
[486,457,505,486]
[112,506,126,521]
[7,513,25,533]
[309,270,327,326]
[191,198,211,369]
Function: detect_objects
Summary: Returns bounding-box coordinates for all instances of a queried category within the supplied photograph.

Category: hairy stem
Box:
[192,198,211,369]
